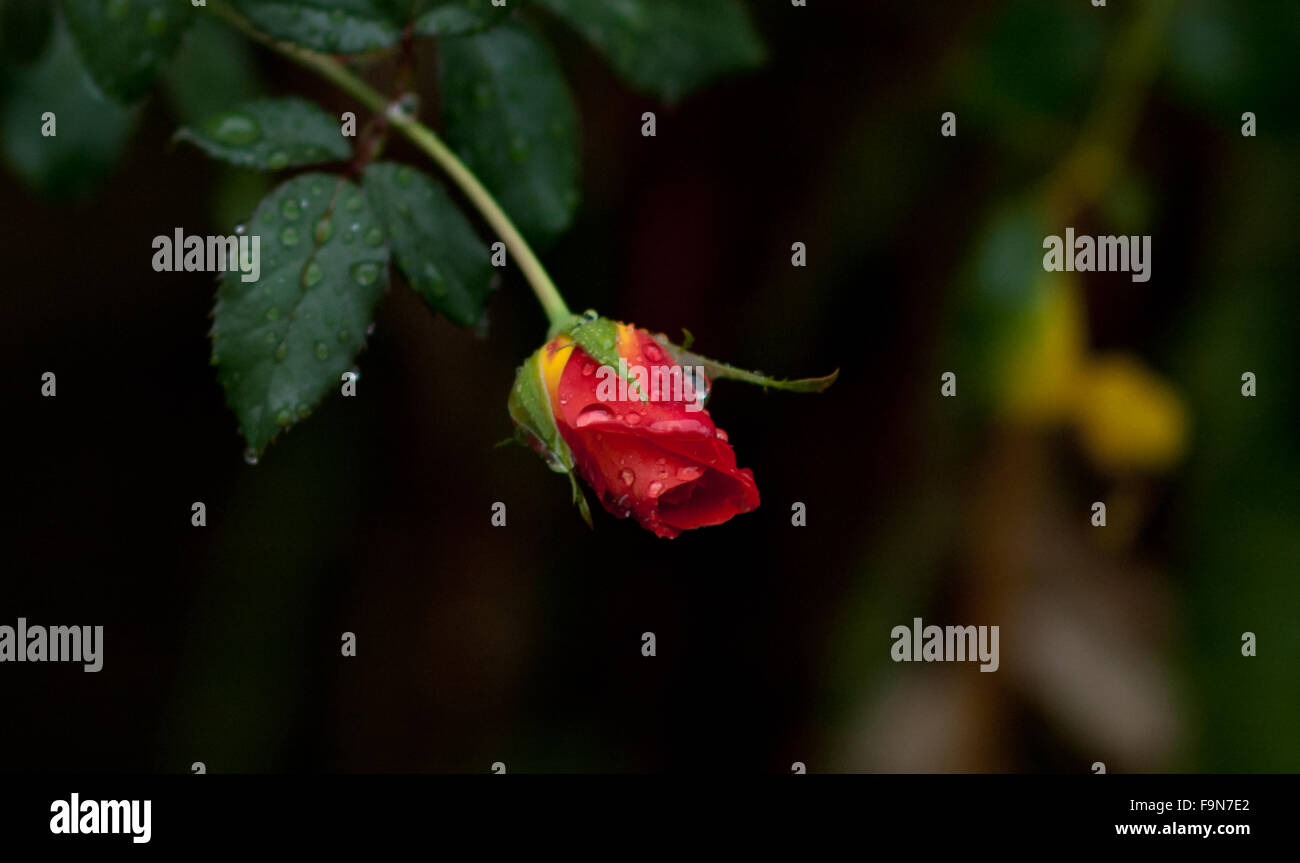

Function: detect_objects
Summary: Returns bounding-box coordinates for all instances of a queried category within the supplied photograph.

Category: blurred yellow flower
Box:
[1072,354,1189,473]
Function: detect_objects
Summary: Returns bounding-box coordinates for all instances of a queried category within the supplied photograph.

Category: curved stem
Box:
[208,2,573,327]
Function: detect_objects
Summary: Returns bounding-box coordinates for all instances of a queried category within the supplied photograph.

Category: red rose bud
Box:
[510,320,760,538]
[510,313,836,536]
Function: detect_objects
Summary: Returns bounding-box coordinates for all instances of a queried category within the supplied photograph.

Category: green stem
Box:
[1042,0,1173,222]
[207,2,573,328]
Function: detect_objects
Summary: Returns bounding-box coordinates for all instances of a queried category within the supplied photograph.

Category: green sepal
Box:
[560,311,646,401]
[661,337,839,394]
[567,469,594,530]
[507,347,593,529]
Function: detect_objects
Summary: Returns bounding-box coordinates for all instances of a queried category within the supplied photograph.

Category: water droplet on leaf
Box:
[351,262,380,286]
[301,260,324,288]
[209,112,260,146]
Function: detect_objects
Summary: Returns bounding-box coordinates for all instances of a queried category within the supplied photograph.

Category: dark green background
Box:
[2,0,1298,772]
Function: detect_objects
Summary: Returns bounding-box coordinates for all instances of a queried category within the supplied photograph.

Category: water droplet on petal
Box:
[648,418,709,436]
[574,404,614,428]
[677,466,703,481]
[620,469,634,486]
[647,481,665,498]
[645,344,663,362]
[715,428,729,442]
[623,412,641,425]
[581,362,594,376]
